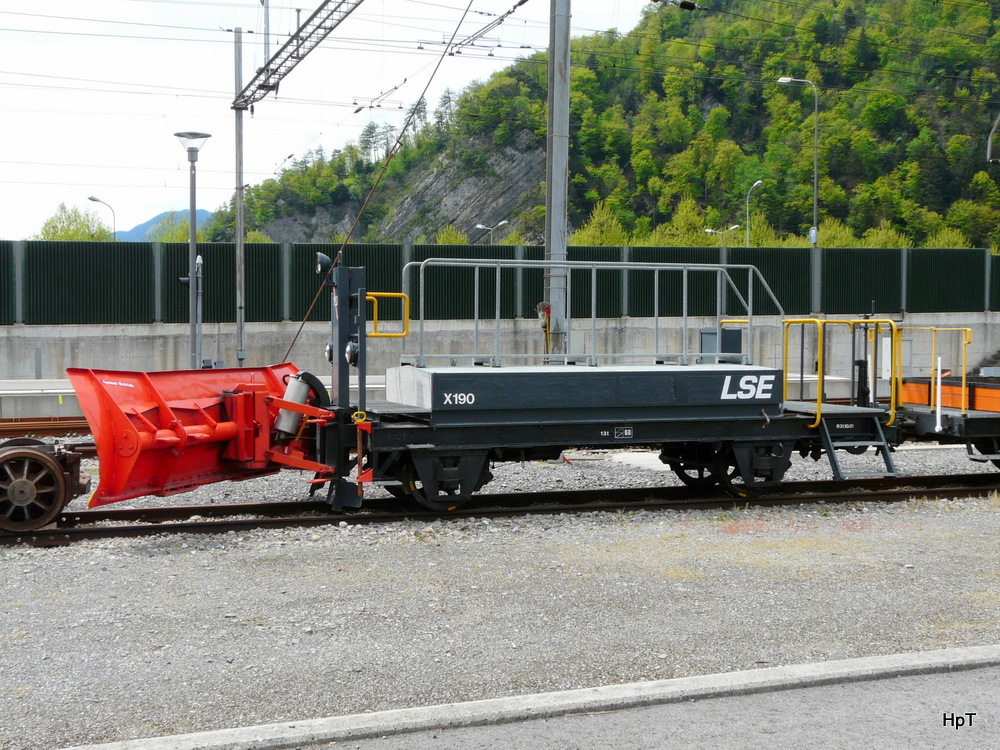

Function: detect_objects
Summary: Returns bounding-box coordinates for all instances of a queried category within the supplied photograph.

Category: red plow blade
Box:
[67,364,302,507]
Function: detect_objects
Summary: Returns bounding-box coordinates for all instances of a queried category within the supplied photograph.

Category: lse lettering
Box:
[720,374,775,400]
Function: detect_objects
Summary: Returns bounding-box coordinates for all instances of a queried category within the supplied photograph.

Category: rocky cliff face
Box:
[262,202,362,243]
[374,131,545,243]
[257,132,545,244]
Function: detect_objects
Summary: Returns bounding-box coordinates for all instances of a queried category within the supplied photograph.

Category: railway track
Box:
[0,417,90,438]
[4,472,998,547]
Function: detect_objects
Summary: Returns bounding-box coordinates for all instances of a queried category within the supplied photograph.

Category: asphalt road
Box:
[326,666,999,750]
[67,647,1000,750]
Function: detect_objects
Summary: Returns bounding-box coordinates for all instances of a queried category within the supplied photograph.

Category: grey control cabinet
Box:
[700,328,743,363]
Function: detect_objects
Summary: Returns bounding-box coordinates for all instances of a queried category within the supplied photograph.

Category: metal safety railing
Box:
[366,292,409,339]
[783,318,902,428]
[400,258,785,367]
[900,326,973,417]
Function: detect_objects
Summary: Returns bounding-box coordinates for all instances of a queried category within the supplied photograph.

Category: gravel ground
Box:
[2,446,1000,749]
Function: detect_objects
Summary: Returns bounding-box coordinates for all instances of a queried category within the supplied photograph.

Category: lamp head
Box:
[316,252,333,277]
[777,76,793,84]
[752,180,763,188]
[88,195,101,203]
[174,131,212,152]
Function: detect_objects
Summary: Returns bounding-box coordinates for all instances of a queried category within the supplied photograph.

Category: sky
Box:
[0,0,652,240]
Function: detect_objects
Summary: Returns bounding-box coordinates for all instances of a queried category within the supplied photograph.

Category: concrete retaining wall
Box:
[2,313,999,380]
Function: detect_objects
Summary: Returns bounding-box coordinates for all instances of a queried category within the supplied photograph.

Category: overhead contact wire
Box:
[282,0,479,362]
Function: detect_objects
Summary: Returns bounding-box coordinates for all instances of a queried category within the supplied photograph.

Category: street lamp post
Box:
[475,220,508,245]
[705,224,740,319]
[87,196,116,240]
[745,180,763,248]
[174,131,211,369]
[777,77,819,247]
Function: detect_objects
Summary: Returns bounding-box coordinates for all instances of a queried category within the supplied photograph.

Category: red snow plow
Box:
[67,364,336,507]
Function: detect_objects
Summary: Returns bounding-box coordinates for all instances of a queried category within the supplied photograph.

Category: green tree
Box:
[703,106,730,139]
[497,228,527,246]
[569,202,630,245]
[458,72,546,147]
[434,88,456,132]
[358,122,379,162]
[818,217,860,248]
[406,97,428,128]
[646,196,710,246]
[378,123,399,160]
[32,203,113,241]
[860,92,910,138]
[434,224,469,244]
[631,148,659,192]
[922,227,970,249]
[862,225,913,248]
[148,212,207,242]
[945,200,998,247]
[968,171,1000,209]
[245,229,272,243]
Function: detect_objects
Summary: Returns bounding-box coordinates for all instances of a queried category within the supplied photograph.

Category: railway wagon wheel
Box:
[672,464,716,487]
[660,445,723,488]
[389,470,494,513]
[715,442,792,499]
[393,475,468,512]
[0,437,46,451]
[0,447,68,532]
[392,452,493,512]
[383,464,473,512]
[715,449,759,499]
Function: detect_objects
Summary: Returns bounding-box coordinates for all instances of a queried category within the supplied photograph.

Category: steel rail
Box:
[0,417,91,438]
[4,473,997,547]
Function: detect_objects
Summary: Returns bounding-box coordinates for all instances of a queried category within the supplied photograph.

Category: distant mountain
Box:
[117,209,213,242]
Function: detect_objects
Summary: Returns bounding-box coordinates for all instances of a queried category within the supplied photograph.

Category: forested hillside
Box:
[208,0,1000,248]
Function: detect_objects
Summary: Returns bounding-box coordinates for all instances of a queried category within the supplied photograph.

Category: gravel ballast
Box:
[2,446,999,749]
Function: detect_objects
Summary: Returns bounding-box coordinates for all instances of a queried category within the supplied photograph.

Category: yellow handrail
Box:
[366,292,410,339]
[899,327,972,414]
[862,320,901,427]
[783,318,900,428]
[783,319,847,427]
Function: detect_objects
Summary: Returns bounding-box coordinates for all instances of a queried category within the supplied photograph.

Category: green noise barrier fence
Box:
[0,241,994,326]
